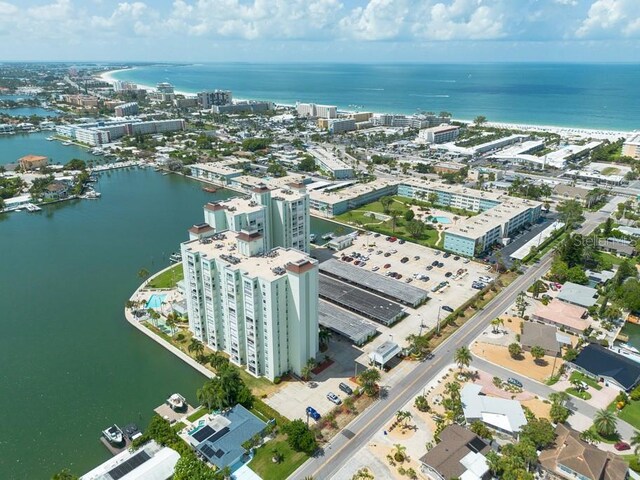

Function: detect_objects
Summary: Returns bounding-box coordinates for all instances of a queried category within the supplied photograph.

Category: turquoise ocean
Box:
[110,63,640,131]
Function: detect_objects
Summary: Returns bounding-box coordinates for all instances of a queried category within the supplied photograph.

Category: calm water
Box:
[0,140,348,477]
[0,107,60,117]
[621,323,640,350]
[111,63,640,130]
[0,131,102,166]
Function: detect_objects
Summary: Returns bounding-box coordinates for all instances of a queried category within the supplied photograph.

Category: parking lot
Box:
[265,230,496,422]
[338,231,496,351]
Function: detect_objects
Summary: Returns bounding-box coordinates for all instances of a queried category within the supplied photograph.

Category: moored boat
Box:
[202,186,217,193]
[166,393,186,411]
[102,424,125,446]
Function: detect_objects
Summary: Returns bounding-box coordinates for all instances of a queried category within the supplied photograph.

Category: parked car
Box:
[400,257,409,263]
[327,392,342,405]
[453,256,460,260]
[442,305,454,312]
[384,252,391,257]
[414,256,421,260]
[614,442,631,451]
[374,233,381,238]
[306,406,321,421]
[443,252,451,258]
[405,278,413,283]
[389,249,398,254]
[507,377,523,388]
[463,258,470,264]
[437,262,444,268]
[389,237,398,243]
[432,261,439,267]
[372,266,380,272]
[339,382,353,395]
[445,272,452,278]
[383,263,391,269]
[426,265,433,271]
[398,239,405,244]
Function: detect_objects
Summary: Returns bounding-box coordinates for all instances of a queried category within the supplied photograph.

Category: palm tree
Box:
[485,450,501,476]
[392,443,407,462]
[188,338,204,357]
[530,345,546,364]
[490,318,503,333]
[165,312,178,335]
[301,364,313,381]
[580,428,599,444]
[454,346,472,370]
[319,327,332,349]
[358,368,381,396]
[593,409,618,437]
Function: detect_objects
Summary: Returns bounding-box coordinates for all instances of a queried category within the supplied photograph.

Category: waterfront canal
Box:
[0,163,349,478]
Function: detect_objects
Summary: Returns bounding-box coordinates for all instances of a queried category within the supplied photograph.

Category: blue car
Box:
[306,406,321,421]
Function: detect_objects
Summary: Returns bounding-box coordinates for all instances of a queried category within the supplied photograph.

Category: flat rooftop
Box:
[231,173,309,191]
[318,300,378,345]
[319,275,405,326]
[308,146,352,171]
[182,234,315,281]
[192,162,243,175]
[309,178,399,206]
[319,258,428,307]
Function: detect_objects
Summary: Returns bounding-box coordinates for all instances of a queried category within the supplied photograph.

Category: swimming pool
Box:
[146,293,167,309]
[433,216,452,224]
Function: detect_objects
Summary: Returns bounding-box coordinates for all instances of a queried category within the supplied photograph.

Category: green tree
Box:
[188,338,205,357]
[557,199,584,230]
[404,209,415,222]
[380,196,393,214]
[298,155,317,172]
[454,346,472,370]
[319,327,332,349]
[392,443,407,462]
[469,420,494,440]
[508,342,523,359]
[282,419,318,455]
[530,345,546,363]
[406,334,430,359]
[173,451,219,480]
[631,430,640,454]
[603,217,614,236]
[407,219,426,238]
[520,418,556,448]
[358,368,381,396]
[579,428,599,444]
[52,469,79,480]
[515,291,529,318]
[473,115,487,126]
[549,393,571,423]
[593,409,618,437]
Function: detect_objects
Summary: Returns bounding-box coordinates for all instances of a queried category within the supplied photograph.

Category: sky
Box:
[0,0,639,62]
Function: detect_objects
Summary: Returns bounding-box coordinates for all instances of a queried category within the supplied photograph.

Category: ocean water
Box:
[110,63,640,131]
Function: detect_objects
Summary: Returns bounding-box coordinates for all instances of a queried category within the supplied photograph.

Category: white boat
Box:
[169,252,182,264]
[102,424,125,446]
[84,190,102,199]
[321,232,334,241]
[166,393,186,411]
[62,141,72,146]
[309,233,317,243]
[46,136,54,141]
[26,204,41,212]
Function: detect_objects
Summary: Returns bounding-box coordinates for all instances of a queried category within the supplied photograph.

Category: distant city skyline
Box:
[0,0,639,62]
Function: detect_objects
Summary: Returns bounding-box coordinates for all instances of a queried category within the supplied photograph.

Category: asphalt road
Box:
[292,209,609,479]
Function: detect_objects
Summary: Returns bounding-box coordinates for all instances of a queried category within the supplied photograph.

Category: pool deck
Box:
[124,264,215,380]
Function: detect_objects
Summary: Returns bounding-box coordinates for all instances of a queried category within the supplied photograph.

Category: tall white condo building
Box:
[181,182,318,380]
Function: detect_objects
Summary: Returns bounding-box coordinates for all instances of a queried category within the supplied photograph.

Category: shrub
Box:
[273,376,281,384]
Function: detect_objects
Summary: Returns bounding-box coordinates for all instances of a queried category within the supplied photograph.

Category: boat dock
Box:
[90,160,144,173]
[99,436,132,456]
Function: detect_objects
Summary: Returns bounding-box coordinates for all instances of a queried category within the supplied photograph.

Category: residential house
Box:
[460,384,527,437]
[538,423,629,480]
[521,321,569,357]
[532,299,589,335]
[557,282,598,308]
[598,238,636,258]
[569,343,640,392]
[419,424,491,480]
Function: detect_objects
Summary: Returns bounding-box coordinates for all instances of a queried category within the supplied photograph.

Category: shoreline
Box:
[96,67,636,140]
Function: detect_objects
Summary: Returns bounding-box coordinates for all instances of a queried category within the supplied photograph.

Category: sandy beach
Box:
[96,67,636,140]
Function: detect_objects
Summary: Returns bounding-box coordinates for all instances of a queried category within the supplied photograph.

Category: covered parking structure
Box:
[318,300,378,346]
[319,275,406,326]
[319,258,429,307]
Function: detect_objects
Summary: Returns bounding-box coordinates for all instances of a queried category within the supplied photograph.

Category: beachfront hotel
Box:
[181,183,317,380]
[56,119,186,146]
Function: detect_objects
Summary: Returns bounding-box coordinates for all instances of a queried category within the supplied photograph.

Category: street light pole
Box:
[436,305,442,334]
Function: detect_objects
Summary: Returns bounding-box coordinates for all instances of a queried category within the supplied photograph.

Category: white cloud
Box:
[576,0,640,38]
[339,0,408,41]
[413,0,505,40]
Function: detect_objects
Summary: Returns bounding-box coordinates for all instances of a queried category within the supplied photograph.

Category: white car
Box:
[372,266,380,272]
[327,392,342,405]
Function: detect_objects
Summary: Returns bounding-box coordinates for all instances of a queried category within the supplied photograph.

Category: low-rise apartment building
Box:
[190,163,243,185]
[308,147,354,179]
[623,134,640,160]
[418,125,460,144]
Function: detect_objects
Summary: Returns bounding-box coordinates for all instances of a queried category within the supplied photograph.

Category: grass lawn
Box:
[172,421,186,432]
[601,166,620,176]
[570,371,603,390]
[566,388,592,400]
[248,435,308,479]
[148,264,184,289]
[186,408,209,423]
[596,251,633,267]
[618,400,640,430]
